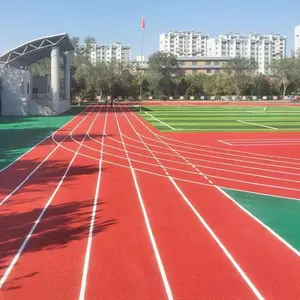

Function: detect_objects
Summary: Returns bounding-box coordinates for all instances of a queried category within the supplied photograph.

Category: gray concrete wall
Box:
[57,99,70,114]
[0,66,31,116]
[32,75,50,95]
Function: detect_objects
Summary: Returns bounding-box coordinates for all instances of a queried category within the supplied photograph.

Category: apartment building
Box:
[160,31,286,74]
[88,42,131,65]
[208,33,286,74]
[159,31,209,57]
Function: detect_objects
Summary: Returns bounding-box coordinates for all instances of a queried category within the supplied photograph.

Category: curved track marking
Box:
[123,105,300,256]
[117,105,264,299]
[113,106,174,300]
[0,105,97,206]
[0,105,101,289]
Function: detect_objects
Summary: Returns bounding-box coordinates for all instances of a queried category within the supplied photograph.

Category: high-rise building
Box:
[160,31,287,74]
[209,33,286,74]
[159,31,209,57]
[88,42,131,65]
[295,25,300,56]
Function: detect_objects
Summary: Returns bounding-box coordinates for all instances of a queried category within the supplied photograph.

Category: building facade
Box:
[178,57,231,75]
[137,57,231,76]
[159,31,209,57]
[295,25,300,56]
[209,33,286,74]
[160,31,287,74]
[88,42,131,65]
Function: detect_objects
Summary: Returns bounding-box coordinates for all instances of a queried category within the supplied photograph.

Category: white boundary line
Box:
[132,117,300,162]
[143,111,175,130]
[155,134,300,160]
[0,105,101,289]
[0,106,89,173]
[79,105,107,300]
[218,140,232,146]
[225,143,300,147]
[216,187,300,256]
[119,105,264,299]
[68,132,300,187]
[135,132,300,167]
[0,105,97,206]
[50,130,300,202]
[237,120,278,130]
[223,138,300,142]
[126,105,300,261]
[114,107,174,300]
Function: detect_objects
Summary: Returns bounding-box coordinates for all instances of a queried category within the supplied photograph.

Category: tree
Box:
[185,73,205,96]
[270,57,300,98]
[148,51,179,97]
[70,37,80,54]
[83,36,96,57]
[146,71,164,97]
[29,58,51,76]
[148,51,179,74]
[214,73,235,95]
[225,58,258,96]
[248,75,272,96]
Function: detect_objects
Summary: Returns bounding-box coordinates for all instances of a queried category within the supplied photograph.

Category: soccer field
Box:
[137,105,300,131]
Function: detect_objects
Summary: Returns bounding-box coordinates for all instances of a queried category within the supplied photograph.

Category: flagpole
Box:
[139,14,144,102]
[139,28,144,101]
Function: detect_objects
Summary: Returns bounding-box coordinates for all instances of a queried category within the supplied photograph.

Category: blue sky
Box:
[0,0,299,58]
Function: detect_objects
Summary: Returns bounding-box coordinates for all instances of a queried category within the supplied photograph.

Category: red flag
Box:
[141,15,145,30]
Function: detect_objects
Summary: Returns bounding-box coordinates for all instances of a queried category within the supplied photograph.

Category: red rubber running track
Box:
[1,104,300,299]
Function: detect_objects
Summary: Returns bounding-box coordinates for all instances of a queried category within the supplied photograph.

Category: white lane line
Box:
[119,105,264,300]
[169,177,264,300]
[0,105,96,206]
[227,143,300,147]
[134,133,300,168]
[114,107,174,300]
[143,111,175,130]
[0,106,101,289]
[247,110,300,114]
[0,106,89,173]
[126,104,300,269]
[142,131,300,162]
[216,187,300,257]
[218,140,232,146]
[223,138,300,142]
[69,132,300,186]
[79,105,107,300]
[237,120,278,130]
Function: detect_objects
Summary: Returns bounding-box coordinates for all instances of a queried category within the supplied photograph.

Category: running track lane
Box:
[124,106,300,298]
[129,129,300,199]
[0,106,101,299]
[114,106,258,299]
[0,105,95,203]
[84,106,169,300]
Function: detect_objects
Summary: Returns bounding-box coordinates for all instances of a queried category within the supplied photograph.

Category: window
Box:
[207,69,212,74]
[192,61,197,66]
[206,61,211,65]
[214,61,219,66]
[27,83,30,94]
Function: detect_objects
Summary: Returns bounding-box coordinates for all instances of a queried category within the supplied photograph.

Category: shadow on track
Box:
[0,198,116,291]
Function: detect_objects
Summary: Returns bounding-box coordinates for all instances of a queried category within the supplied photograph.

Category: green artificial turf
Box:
[136,105,300,132]
[0,106,85,170]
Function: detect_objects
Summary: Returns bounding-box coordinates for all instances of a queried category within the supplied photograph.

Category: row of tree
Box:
[29,36,300,100]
